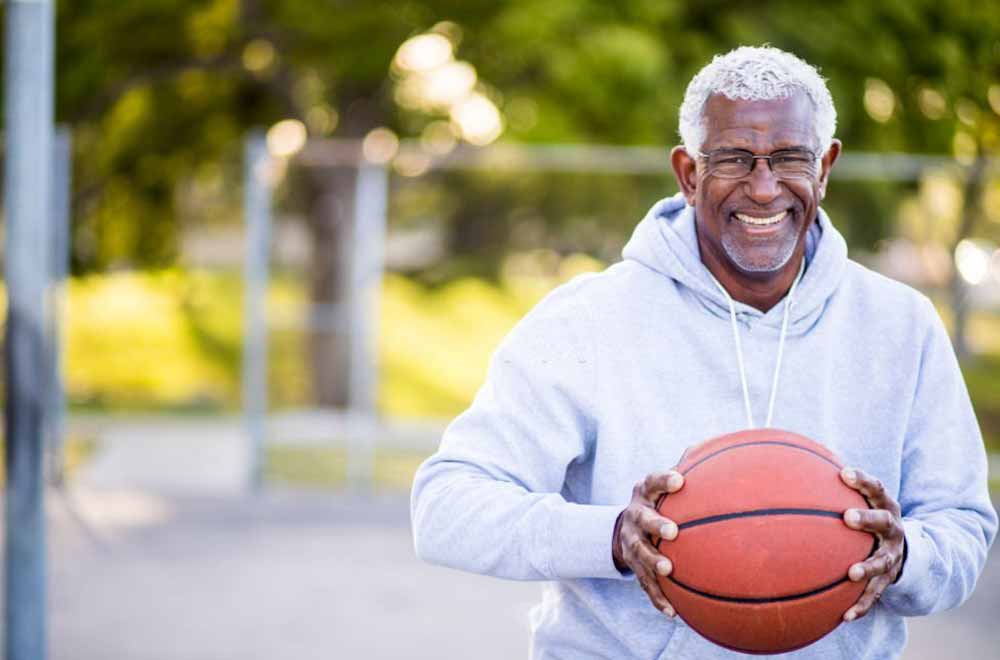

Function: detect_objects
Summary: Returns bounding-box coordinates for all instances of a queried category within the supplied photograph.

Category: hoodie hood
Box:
[621,192,847,334]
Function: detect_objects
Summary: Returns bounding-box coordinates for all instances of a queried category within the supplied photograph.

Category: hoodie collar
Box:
[621,193,847,334]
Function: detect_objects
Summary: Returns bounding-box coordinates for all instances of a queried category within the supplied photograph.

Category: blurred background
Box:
[1,1,999,659]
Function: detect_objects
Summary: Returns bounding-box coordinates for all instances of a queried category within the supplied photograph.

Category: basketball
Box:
[654,429,876,654]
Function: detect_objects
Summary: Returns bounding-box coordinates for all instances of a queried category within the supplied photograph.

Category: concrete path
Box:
[59,415,1000,658]
[6,488,992,660]
[70,411,448,495]
[73,419,252,495]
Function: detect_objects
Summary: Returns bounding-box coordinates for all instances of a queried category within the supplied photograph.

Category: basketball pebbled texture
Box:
[654,429,876,655]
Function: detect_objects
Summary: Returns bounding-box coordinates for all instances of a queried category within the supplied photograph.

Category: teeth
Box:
[735,211,787,226]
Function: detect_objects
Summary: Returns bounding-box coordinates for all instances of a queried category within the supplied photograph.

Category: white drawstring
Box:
[707,260,805,429]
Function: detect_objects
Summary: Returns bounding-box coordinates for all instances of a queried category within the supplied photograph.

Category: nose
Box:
[745,157,781,204]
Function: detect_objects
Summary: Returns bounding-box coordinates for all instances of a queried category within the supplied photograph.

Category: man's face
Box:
[672,93,840,286]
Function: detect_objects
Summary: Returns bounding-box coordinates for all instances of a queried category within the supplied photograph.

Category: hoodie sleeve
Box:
[410,282,627,581]
[881,298,998,616]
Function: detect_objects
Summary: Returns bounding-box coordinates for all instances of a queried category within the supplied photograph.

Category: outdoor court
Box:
[19,487,999,660]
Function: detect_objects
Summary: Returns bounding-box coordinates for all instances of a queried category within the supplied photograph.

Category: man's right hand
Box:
[612,470,685,617]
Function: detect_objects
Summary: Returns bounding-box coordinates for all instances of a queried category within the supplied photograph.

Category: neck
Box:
[698,241,806,313]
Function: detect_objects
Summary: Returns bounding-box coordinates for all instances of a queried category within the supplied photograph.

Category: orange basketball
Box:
[654,429,875,655]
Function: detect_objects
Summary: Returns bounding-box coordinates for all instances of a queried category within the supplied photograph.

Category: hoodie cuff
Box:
[546,503,632,580]
[882,518,931,607]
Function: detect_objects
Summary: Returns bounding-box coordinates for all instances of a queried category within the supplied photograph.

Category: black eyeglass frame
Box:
[695,147,824,180]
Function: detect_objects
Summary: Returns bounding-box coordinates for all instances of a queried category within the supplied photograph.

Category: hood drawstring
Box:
[707,259,806,429]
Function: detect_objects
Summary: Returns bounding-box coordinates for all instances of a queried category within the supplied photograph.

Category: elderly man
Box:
[410,46,997,659]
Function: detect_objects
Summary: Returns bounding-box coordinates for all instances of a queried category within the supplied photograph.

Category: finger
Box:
[847,549,896,582]
[635,567,676,617]
[840,468,899,515]
[624,525,676,573]
[843,508,896,535]
[843,575,891,621]
[635,508,679,542]
[638,470,685,501]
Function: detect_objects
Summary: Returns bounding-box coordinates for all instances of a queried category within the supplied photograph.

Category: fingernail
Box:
[845,510,860,527]
[844,609,856,622]
[656,559,673,576]
[662,604,676,618]
[849,564,865,581]
[842,468,856,483]
[660,522,678,540]
[667,472,684,491]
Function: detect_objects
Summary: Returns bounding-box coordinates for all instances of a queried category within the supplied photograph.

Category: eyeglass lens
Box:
[706,150,818,179]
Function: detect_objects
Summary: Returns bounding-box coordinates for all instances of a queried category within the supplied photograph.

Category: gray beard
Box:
[721,230,799,273]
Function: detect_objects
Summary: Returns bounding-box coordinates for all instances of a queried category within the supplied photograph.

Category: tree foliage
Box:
[6,0,995,271]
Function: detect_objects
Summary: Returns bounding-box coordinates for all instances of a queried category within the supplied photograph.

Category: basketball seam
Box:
[666,574,850,604]
[661,532,879,604]
[677,508,843,530]
[680,440,842,475]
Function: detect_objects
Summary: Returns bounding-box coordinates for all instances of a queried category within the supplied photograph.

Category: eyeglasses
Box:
[697,148,822,180]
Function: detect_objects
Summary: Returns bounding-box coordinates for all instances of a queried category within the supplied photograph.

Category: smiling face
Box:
[671,93,840,308]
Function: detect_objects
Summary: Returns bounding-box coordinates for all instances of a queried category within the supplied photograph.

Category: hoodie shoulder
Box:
[841,259,941,332]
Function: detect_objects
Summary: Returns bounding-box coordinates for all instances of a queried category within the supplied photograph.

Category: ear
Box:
[670,145,699,206]
[817,139,841,200]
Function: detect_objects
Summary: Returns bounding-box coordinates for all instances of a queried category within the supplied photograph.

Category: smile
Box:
[734,211,788,226]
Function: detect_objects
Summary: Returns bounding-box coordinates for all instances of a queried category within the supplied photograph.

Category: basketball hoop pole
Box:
[4,0,55,658]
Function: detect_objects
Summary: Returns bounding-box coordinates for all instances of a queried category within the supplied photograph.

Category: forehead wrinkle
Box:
[702,96,817,152]
[706,128,815,152]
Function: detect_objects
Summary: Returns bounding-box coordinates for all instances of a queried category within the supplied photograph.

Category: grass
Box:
[264,445,430,491]
[961,355,1000,453]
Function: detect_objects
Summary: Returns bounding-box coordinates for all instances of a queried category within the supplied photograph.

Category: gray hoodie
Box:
[411,193,997,659]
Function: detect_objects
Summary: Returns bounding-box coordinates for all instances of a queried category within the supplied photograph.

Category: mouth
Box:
[733,210,789,227]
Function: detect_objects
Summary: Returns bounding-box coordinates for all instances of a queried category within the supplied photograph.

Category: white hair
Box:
[678,46,837,154]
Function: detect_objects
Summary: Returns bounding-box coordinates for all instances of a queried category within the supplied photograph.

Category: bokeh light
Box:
[266,119,307,158]
[242,39,276,74]
[422,61,477,108]
[450,93,503,146]
[955,239,993,285]
[305,105,338,135]
[864,78,895,123]
[393,151,432,177]
[420,120,458,155]
[362,127,400,164]
[918,88,947,120]
[952,130,977,165]
[393,33,453,73]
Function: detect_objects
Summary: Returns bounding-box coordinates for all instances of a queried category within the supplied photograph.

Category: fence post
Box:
[45,127,72,487]
[243,132,272,492]
[4,0,55,658]
[346,159,388,490]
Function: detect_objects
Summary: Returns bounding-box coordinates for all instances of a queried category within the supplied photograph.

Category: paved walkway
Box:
[54,416,1000,658]
[10,488,996,660]
[71,411,448,494]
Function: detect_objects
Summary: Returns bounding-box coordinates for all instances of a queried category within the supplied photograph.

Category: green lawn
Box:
[265,445,429,491]
[962,355,1000,453]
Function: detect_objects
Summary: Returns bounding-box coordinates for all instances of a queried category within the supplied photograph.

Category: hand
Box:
[613,470,685,617]
[839,466,906,621]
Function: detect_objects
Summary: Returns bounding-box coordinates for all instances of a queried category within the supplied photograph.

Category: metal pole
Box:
[242,132,271,492]
[4,0,55,658]
[346,161,388,490]
[45,127,72,488]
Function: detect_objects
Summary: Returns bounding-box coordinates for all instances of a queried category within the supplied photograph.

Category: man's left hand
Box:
[839,466,906,622]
